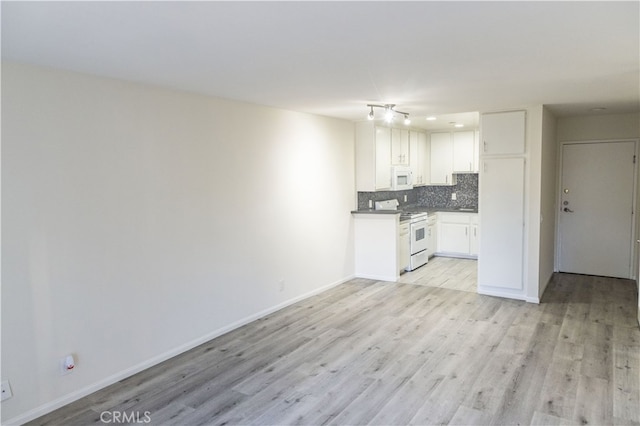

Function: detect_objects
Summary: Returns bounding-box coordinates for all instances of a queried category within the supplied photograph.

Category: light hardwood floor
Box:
[398,256,478,293]
[29,264,639,426]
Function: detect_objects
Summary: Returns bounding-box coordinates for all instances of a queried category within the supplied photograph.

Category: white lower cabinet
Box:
[399,221,410,272]
[439,222,470,253]
[470,224,479,256]
[426,216,437,258]
[436,212,478,258]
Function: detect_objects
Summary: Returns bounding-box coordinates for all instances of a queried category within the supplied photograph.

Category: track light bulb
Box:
[368,107,374,120]
[385,107,393,123]
[404,115,411,125]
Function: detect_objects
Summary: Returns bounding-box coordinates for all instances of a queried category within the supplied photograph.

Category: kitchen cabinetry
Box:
[453,131,476,172]
[474,130,480,171]
[410,131,429,186]
[426,215,437,258]
[430,132,454,185]
[353,212,402,282]
[480,110,526,155]
[478,110,526,294]
[355,122,392,191]
[470,220,479,256]
[399,221,410,272]
[391,128,409,165]
[431,130,479,184]
[356,121,428,191]
[375,127,392,189]
[436,212,478,258]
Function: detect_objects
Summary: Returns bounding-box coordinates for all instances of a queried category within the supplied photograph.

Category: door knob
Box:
[563,207,574,213]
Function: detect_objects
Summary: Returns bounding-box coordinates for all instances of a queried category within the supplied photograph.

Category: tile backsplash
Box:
[357,173,478,210]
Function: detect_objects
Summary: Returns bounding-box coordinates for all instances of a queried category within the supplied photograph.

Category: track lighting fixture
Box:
[366,104,410,125]
[384,106,393,123]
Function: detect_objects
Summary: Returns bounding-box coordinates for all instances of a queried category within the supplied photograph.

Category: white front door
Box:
[558,141,636,279]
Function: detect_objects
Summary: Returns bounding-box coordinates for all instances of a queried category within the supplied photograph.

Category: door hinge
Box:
[634,155,636,164]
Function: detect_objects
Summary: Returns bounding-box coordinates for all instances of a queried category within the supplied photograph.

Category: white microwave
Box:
[391,166,413,190]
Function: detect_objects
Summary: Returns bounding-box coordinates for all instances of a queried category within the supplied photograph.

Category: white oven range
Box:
[402,211,429,271]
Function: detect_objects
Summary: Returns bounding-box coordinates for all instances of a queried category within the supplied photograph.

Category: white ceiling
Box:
[2,1,638,130]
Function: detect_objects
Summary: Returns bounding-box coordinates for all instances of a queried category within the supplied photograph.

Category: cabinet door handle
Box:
[465,227,468,236]
[484,141,488,152]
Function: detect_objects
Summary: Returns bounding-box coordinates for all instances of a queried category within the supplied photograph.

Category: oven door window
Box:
[415,227,425,241]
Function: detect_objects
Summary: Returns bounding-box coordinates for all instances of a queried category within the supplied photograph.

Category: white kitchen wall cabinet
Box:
[481,110,526,155]
[410,130,429,186]
[357,122,426,191]
[375,127,392,189]
[391,128,410,165]
[436,212,478,258]
[453,130,476,172]
[474,130,480,171]
[430,132,454,185]
[355,121,392,191]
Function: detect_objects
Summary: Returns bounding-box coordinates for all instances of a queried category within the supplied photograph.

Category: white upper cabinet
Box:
[430,132,454,185]
[356,123,425,191]
[391,128,410,165]
[355,122,392,191]
[410,130,429,186]
[375,127,392,190]
[480,110,526,155]
[474,130,480,171]
[452,130,476,172]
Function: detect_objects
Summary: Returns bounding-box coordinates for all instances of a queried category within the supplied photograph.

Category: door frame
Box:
[555,139,639,279]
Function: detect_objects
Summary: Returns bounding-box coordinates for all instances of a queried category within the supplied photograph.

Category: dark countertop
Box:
[351,207,478,215]
[397,205,478,214]
[350,209,402,215]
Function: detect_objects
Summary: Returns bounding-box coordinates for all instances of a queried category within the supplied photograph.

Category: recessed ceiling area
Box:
[2,1,638,125]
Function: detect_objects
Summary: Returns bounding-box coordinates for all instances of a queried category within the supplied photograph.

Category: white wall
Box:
[524,105,543,303]
[1,62,356,423]
[537,107,558,298]
[557,112,640,142]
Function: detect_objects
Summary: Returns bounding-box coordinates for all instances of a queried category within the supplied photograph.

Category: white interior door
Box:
[558,141,636,278]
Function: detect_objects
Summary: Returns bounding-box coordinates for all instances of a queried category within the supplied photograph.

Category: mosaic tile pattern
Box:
[357,173,478,210]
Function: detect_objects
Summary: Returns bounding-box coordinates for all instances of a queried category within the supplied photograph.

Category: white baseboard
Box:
[477,286,526,302]
[354,272,399,282]
[4,275,354,426]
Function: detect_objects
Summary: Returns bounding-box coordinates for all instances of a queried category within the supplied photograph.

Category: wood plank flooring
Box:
[29,266,639,426]
[398,256,478,293]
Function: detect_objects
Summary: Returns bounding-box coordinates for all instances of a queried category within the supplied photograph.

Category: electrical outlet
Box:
[1,380,12,401]
[451,192,457,200]
[60,354,76,375]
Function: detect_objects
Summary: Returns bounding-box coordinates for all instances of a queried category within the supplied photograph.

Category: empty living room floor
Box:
[30,272,639,425]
